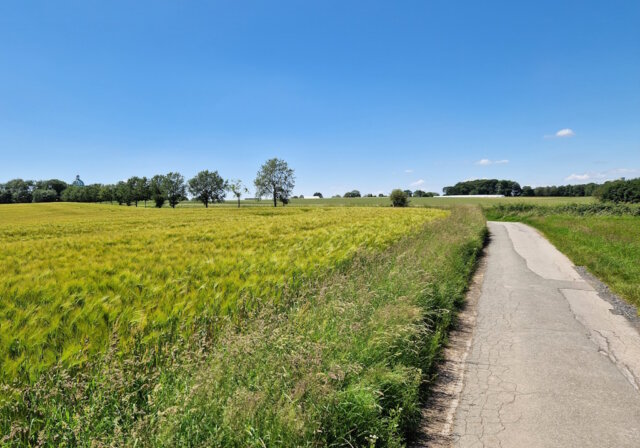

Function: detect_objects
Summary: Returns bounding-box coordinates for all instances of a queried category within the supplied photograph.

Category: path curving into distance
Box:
[450,221,640,447]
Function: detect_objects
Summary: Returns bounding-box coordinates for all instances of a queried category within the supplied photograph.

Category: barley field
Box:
[1,205,485,447]
[0,203,446,381]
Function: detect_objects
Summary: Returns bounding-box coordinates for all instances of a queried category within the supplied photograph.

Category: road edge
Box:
[412,245,488,447]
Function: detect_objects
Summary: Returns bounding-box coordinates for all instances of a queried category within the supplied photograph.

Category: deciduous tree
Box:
[254,158,295,207]
[188,170,226,208]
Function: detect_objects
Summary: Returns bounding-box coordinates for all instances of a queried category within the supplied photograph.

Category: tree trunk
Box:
[273,192,277,207]
[237,197,240,208]
[205,201,208,208]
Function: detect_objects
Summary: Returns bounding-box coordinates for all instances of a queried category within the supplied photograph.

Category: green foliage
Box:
[254,158,295,207]
[390,189,409,207]
[163,172,187,208]
[188,170,227,208]
[486,202,640,219]
[4,179,34,203]
[0,206,485,447]
[533,182,599,197]
[443,179,522,196]
[0,187,11,203]
[344,190,361,198]
[149,175,166,207]
[313,192,323,198]
[35,179,68,197]
[60,184,101,202]
[127,176,151,207]
[595,177,640,203]
[227,179,249,208]
[31,189,58,202]
[114,181,132,205]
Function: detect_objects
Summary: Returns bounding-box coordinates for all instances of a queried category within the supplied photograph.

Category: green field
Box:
[175,195,596,208]
[0,203,485,447]
[488,205,640,310]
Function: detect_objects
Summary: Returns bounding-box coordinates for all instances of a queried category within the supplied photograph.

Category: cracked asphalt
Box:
[451,221,640,447]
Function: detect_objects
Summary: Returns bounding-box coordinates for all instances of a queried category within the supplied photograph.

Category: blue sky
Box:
[1,1,639,196]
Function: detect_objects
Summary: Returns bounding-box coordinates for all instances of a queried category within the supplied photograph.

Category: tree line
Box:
[595,178,640,203]
[0,158,295,208]
[442,179,601,197]
[337,189,439,198]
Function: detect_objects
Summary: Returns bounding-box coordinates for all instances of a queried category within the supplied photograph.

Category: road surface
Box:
[450,221,640,447]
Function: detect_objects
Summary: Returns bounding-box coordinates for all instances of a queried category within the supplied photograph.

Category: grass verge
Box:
[2,206,486,447]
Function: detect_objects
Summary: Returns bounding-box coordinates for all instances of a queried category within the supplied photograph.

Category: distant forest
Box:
[442,179,600,197]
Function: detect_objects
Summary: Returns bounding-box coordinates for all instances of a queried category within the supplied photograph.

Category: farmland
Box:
[0,203,446,380]
[176,195,596,208]
[0,203,485,446]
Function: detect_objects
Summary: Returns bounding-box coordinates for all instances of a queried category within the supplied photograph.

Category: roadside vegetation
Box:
[1,205,485,446]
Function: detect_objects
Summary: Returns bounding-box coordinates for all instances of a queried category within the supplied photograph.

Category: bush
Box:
[390,189,409,207]
[32,189,58,202]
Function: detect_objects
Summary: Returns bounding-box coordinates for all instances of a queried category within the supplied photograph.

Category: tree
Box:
[521,186,534,197]
[99,185,116,203]
[5,179,34,203]
[32,189,58,202]
[413,190,427,197]
[35,179,67,199]
[188,170,226,208]
[390,189,409,207]
[344,190,361,198]
[0,185,12,203]
[227,179,249,208]
[313,192,323,198]
[149,175,166,208]
[163,172,186,208]
[126,176,150,207]
[403,189,413,197]
[114,181,132,205]
[595,178,640,203]
[254,158,295,207]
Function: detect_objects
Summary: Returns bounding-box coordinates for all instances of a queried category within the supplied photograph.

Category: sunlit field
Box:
[1,204,485,447]
[0,203,445,380]
[174,195,596,208]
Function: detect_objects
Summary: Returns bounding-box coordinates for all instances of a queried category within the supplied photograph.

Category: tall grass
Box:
[1,206,486,447]
[486,202,640,218]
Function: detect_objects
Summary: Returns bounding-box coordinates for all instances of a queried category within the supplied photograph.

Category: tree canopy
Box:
[254,158,295,207]
[188,170,226,208]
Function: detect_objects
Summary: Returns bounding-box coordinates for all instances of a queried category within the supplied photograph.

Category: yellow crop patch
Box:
[0,203,446,379]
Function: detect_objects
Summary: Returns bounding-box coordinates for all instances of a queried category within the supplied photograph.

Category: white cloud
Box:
[565,173,593,181]
[410,179,425,187]
[404,169,414,173]
[476,159,509,166]
[565,168,637,183]
[555,128,575,138]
